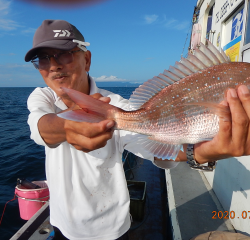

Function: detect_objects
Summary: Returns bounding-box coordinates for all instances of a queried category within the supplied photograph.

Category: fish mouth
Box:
[51,73,69,81]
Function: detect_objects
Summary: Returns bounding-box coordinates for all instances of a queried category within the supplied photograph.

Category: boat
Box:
[10,152,173,240]
[186,0,250,237]
[9,0,250,239]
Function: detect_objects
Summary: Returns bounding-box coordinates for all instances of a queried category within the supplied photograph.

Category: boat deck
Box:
[11,154,240,240]
[166,162,236,240]
[125,156,172,240]
[10,154,172,240]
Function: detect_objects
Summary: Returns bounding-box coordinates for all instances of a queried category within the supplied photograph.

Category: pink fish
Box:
[58,40,250,160]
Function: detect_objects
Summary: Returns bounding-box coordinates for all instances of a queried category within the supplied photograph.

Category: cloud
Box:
[0,63,33,69]
[144,14,158,24]
[93,75,128,82]
[0,0,10,13]
[0,52,16,56]
[144,14,190,31]
[0,18,22,31]
[21,27,37,34]
[164,18,190,30]
[0,0,23,31]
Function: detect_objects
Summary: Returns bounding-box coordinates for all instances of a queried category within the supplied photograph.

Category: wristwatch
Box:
[186,144,216,171]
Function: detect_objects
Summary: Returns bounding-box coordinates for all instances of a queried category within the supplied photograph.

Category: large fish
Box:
[58,39,250,160]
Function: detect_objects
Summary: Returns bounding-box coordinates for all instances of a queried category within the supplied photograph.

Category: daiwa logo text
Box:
[53,30,71,37]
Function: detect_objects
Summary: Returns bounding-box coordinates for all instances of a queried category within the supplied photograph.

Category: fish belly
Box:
[160,113,219,144]
[116,109,219,145]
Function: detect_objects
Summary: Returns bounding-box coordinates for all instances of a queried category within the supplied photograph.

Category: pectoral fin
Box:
[58,109,106,123]
[137,137,182,160]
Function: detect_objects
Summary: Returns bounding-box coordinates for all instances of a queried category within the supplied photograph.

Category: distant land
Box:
[96,81,142,87]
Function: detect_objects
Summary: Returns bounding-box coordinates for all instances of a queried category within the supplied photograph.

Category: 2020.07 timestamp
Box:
[212,211,250,219]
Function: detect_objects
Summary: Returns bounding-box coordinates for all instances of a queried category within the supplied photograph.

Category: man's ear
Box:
[85,50,91,72]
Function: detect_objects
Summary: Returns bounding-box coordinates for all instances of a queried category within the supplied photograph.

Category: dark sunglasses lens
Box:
[39,58,50,70]
[32,52,75,69]
[57,52,73,65]
[32,60,39,69]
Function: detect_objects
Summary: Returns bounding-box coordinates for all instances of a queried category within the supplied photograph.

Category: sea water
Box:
[0,86,136,240]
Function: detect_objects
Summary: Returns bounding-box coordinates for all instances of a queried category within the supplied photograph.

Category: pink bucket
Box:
[15,181,49,220]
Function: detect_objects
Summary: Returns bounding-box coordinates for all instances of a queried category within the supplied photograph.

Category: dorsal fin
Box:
[198,42,220,65]
[194,48,214,67]
[206,39,230,63]
[129,39,231,110]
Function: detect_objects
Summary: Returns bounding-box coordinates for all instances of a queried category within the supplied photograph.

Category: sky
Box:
[0,0,197,87]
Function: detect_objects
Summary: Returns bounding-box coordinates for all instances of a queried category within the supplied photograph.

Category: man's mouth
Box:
[51,73,69,80]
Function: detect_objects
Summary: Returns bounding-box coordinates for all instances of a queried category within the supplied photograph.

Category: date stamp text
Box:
[212,211,250,219]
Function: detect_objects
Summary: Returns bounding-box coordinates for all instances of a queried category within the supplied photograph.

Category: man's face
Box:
[37,47,91,105]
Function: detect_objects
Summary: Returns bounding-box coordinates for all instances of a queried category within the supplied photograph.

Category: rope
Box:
[181,1,199,58]
[0,194,17,226]
[181,20,193,58]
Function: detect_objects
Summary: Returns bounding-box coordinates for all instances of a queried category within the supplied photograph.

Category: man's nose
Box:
[49,56,63,71]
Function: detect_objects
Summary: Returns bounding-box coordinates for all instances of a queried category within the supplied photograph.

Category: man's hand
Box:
[64,119,115,152]
[195,85,250,163]
[155,85,250,165]
[38,93,115,152]
[63,93,115,152]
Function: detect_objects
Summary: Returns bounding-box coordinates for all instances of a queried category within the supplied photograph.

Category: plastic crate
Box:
[127,180,146,221]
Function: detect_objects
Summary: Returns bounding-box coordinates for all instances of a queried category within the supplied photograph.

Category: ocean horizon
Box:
[0,81,142,89]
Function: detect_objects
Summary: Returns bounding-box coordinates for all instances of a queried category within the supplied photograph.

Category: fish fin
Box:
[174,61,193,76]
[58,109,106,123]
[187,52,207,70]
[59,87,118,120]
[193,47,214,68]
[129,40,231,110]
[137,137,182,160]
[221,48,231,62]
[198,42,221,65]
[183,102,231,121]
[129,77,171,110]
[205,39,231,63]
[180,57,200,73]
[169,65,188,78]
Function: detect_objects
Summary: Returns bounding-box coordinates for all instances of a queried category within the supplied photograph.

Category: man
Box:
[25,20,250,240]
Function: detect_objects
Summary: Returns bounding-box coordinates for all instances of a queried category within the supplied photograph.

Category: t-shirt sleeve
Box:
[27,87,57,147]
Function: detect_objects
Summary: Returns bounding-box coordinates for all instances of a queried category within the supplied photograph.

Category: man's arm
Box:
[29,90,115,152]
[38,113,115,152]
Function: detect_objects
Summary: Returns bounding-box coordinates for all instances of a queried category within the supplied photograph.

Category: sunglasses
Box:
[31,49,83,70]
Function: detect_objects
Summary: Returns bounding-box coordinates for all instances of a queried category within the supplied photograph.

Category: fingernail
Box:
[106,121,115,130]
[239,85,249,95]
[221,100,228,107]
[229,89,237,98]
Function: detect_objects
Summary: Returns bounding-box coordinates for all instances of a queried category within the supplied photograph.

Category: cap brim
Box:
[25,39,78,62]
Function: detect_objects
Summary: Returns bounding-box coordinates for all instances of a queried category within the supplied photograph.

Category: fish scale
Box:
[121,63,249,139]
[58,40,250,160]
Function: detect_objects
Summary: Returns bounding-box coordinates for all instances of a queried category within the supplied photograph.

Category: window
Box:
[206,5,215,41]
[244,2,250,45]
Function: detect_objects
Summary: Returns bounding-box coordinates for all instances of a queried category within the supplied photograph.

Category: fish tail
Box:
[57,87,119,123]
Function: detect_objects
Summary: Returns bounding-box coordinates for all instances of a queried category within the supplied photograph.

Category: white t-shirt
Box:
[27,78,154,240]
